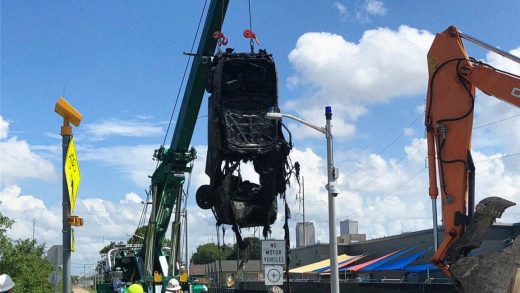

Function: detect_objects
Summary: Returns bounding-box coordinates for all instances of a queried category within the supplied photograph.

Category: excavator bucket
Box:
[447,197,518,293]
[451,235,520,293]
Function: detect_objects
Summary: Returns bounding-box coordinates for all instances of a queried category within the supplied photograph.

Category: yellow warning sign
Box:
[65,138,80,212]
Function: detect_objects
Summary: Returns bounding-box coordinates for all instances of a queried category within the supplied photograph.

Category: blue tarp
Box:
[404,263,439,273]
[340,251,399,272]
[371,248,431,271]
[360,247,415,271]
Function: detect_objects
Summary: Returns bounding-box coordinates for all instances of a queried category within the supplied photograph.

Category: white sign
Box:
[47,245,63,266]
[264,265,283,286]
[261,240,285,265]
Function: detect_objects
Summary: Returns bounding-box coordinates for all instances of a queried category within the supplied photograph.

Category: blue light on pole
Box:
[325,106,332,114]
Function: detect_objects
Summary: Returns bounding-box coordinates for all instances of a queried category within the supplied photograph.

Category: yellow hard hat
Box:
[128,283,144,293]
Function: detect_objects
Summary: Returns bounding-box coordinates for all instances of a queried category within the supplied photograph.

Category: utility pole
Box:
[265,106,340,293]
[325,106,340,293]
[302,176,305,246]
[55,97,83,293]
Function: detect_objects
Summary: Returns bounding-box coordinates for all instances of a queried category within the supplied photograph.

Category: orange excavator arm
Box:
[425,26,520,289]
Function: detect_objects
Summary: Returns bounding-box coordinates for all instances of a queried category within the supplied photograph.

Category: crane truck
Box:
[96,1,230,292]
[425,26,520,292]
[96,0,295,291]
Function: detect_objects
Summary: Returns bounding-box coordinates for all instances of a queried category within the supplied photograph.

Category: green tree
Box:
[0,212,14,256]
[99,241,123,254]
[128,225,147,244]
[227,237,261,260]
[0,212,54,293]
[191,243,233,264]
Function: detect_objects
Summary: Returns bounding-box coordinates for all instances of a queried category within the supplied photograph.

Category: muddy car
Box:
[196,48,292,230]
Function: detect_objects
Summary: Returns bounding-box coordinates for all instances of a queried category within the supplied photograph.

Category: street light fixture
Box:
[266,106,340,293]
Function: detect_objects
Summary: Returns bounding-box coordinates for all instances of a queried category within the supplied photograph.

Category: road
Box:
[73,287,91,293]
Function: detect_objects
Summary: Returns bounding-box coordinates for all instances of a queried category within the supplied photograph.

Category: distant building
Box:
[338,219,366,244]
[296,222,315,247]
[340,219,359,235]
[337,234,366,244]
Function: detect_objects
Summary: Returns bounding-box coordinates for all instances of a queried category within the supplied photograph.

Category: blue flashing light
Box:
[325,106,332,114]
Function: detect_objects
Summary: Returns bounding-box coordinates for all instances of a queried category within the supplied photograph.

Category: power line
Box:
[348,151,409,196]
[475,152,520,163]
[343,112,423,178]
[473,113,520,129]
[366,167,427,208]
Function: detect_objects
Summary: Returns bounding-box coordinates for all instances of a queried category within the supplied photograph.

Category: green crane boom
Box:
[142,0,229,287]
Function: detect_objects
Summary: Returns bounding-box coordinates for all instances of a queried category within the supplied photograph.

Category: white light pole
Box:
[266,106,340,293]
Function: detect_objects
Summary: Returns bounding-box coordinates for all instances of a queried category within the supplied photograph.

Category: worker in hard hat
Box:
[127,283,144,293]
[112,267,124,292]
[165,278,182,292]
[0,274,15,293]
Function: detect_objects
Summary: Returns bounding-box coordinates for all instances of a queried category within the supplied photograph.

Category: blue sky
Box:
[1,0,519,274]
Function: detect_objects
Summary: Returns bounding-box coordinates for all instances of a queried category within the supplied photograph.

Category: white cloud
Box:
[0,184,151,273]
[68,195,151,270]
[332,2,348,21]
[416,104,425,114]
[284,140,430,241]
[404,138,427,163]
[285,26,434,139]
[0,185,61,242]
[288,26,433,102]
[484,47,520,75]
[354,0,387,22]
[80,144,156,188]
[120,192,143,204]
[472,47,520,160]
[0,116,8,140]
[84,118,164,141]
[0,116,57,185]
[3,135,517,274]
[292,136,517,241]
[403,127,415,136]
[365,0,387,16]
[472,151,520,223]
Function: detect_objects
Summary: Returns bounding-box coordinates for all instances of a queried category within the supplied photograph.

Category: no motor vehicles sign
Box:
[261,240,286,265]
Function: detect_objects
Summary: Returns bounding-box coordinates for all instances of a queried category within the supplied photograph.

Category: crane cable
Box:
[159,0,209,153]
[248,0,253,31]
[244,0,260,52]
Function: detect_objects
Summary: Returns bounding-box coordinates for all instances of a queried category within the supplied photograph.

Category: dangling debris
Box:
[196,48,293,233]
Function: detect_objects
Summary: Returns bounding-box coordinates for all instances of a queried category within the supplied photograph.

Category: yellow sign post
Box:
[65,138,80,212]
[54,97,83,293]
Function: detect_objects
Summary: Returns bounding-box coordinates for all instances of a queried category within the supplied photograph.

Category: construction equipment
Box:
[140,1,230,291]
[96,1,294,291]
[95,1,229,292]
[425,26,520,292]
